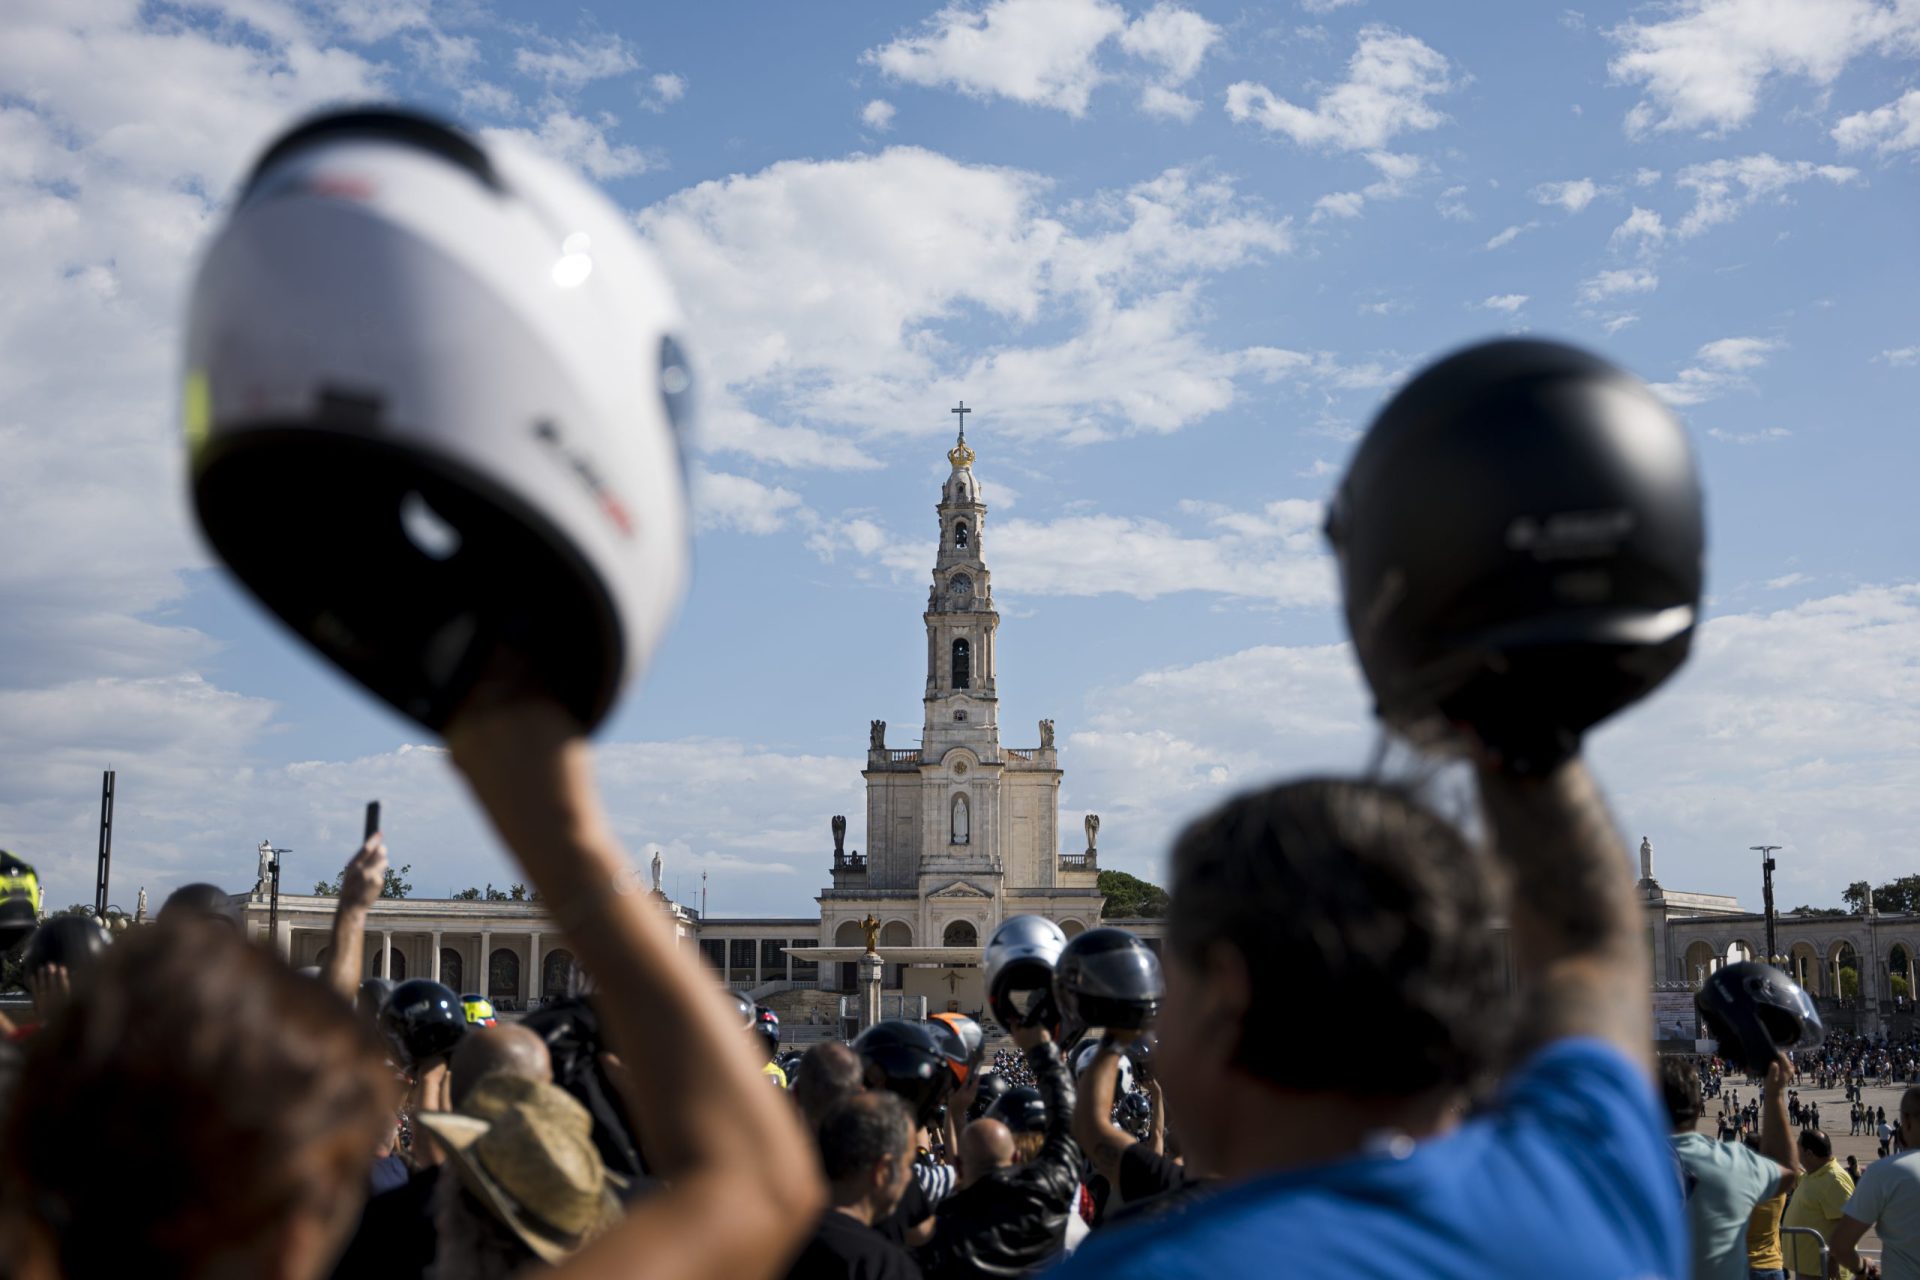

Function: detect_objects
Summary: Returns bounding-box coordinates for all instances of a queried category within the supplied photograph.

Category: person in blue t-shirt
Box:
[1051,761,1686,1280]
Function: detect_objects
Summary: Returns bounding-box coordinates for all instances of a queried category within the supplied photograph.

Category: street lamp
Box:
[1752,845,1781,971]
[262,841,291,947]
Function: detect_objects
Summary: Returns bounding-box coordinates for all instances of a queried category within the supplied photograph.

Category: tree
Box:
[452,887,482,901]
[1873,875,1920,915]
[1843,881,1874,913]
[1097,869,1169,920]
[1840,967,1860,1001]
[1788,905,1847,917]
[381,865,413,899]
[1893,973,1912,1001]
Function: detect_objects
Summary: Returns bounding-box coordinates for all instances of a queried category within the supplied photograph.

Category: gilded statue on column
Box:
[861,913,882,954]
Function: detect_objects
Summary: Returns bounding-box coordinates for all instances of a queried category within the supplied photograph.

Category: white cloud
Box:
[639,151,1300,454]
[1765,572,1811,589]
[514,37,640,88]
[1608,205,1667,250]
[862,99,898,131]
[1118,4,1222,85]
[1479,293,1529,313]
[1310,149,1425,221]
[1709,426,1792,444]
[1602,313,1640,335]
[1879,346,1919,367]
[864,0,1127,117]
[484,110,654,180]
[1634,167,1662,186]
[1300,0,1366,12]
[1608,0,1920,137]
[1435,184,1471,220]
[1578,267,1660,303]
[690,470,809,535]
[1485,221,1536,249]
[1067,585,1920,909]
[1673,154,1858,237]
[1833,89,1920,155]
[864,0,1219,121]
[1225,25,1454,152]
[646,72,688,108]
[1649,335,1783,405]
[1138,85,1202,121]
[1532,177,1607,212]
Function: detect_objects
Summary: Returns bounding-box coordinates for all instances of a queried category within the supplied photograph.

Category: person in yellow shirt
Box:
[1749,1183,1789,1280]
[1783,1127,1855,1279]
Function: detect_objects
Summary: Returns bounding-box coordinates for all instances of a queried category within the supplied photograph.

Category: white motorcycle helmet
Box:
[983,915,1068,1034]
[183,108,692,731]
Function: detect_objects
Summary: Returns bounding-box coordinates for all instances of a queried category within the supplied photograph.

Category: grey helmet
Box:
[183,108,693,733]
[984,915,1067,1034]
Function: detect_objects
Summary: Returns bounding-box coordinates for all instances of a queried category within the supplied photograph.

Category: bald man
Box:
[958,1119,1015,1190]
[450,1024,553,1108]
[795,1041,866,1131]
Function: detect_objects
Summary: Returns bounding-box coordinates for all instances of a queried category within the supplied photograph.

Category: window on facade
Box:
[943,919,979,948]
[952,637,970,689]
[955,710,967,721]
[789,940,818,980]
[488,949,519,1001]
[954,521,970,550]
[440,949,464,991]
[760,938,788,977]
[729,939,756,985]
[542,949,577,997]
[699,940,726,971]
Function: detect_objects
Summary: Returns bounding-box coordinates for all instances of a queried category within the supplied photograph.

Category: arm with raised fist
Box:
[446,700,822,1280]
[321,834,385,1003]
[1478,759,1650,1072]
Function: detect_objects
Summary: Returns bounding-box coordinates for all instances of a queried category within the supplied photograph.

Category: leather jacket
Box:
[918,1041,1083,1278]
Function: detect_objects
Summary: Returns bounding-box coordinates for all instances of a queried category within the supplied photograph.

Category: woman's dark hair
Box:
[1167,777,1508,1097]
[1,924,397,1278]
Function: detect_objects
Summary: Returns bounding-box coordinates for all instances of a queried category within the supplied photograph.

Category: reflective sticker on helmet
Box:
[183,369,211,451]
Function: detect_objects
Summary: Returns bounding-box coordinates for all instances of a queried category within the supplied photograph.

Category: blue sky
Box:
[1,0,1916,918]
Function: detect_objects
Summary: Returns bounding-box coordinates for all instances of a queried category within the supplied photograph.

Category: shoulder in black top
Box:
[784,1210,925,1280]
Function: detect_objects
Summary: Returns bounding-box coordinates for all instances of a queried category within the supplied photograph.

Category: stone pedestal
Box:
[859,952,885,1031]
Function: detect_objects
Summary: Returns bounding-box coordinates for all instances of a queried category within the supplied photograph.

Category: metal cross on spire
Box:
[951,400,971,443]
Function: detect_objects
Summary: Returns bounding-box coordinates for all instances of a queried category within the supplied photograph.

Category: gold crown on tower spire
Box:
[948,399,976,467]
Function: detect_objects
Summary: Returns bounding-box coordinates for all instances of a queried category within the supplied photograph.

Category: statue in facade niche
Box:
[1039,719,1054,749]
[1084,813,1100,854]
[870,720,886,751]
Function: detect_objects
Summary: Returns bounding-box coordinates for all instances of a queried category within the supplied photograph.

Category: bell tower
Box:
[923,403,999,758]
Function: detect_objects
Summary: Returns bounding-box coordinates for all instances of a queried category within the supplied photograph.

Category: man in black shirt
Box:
[785,1091,923,1280]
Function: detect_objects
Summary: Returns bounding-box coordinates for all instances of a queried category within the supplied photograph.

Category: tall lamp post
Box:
[1752,845,1781,972]
[264,841,291,951]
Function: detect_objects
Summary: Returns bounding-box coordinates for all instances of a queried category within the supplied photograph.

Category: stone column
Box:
[530,932,543,1004]
[859,952,885,1031]
[380,931,392,979]
[431,930,443,982]
[480,930,493,997]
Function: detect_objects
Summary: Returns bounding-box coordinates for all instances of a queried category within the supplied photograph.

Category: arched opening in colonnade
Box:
[1829,940,1860,1003]
[1789,941,1821,995]
[835,920,863,990]
[1889,943,1914,1005]
[1682,940,1717,984]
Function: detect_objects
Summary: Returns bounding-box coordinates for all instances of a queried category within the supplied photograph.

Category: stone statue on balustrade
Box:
[870,720,886,751]
[1084,813,1100,855]
[1039,719,1054,749]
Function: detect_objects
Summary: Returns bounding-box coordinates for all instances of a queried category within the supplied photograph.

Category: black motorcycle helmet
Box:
[854,1019,955,1129]
[158,883,240,927]
[969,1070,1012,1121]
[1697,962,1823,1075]
[1052,928,1163,1035]
[356,976,395,1020]
[21,916,112,982]
[378,978,467,1066]
[985,1085,1046,1135]
[1325,338,1704,774]
[754,1005,781,1060]
[0,897,36,955]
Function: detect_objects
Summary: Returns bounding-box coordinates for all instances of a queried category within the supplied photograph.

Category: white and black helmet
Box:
[1069,1038,1135,1095]
[983,915,1068,1034]
[183,108,693,732]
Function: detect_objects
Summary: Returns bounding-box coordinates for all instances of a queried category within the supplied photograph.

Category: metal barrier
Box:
[1780,1224,1830,1279]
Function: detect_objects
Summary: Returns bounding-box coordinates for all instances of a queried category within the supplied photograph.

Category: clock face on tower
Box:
[949,573,973,601]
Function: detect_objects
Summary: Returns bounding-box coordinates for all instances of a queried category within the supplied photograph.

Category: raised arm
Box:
[1759,1057,1799,1196]
[447,700,822,1280]
[1072,1035,1136,1184]
[1477,757,1649,1071]
[320,834,386,1002]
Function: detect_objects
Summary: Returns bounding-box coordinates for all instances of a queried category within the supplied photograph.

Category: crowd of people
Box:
[4,106,1920,1279]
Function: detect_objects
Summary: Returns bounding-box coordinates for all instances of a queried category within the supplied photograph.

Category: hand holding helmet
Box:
[1051,927,1163,1040]
[1696,961,1823,1077]
[984,915,1068,1035]
[378,978,468,1068]
[1325,339,1704,774]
